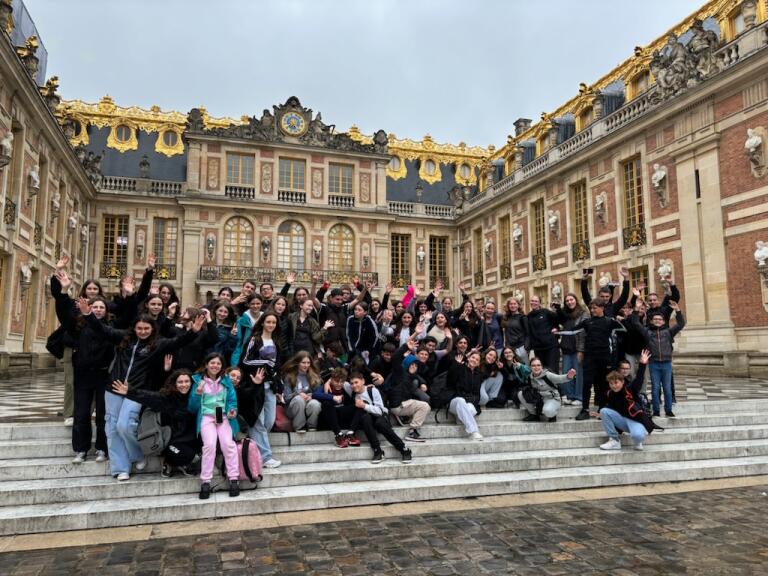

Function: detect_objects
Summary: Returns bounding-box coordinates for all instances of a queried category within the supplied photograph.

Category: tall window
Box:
[391,233,411,286]
[277,220,305,270]
[499,215,511,267]
[572,180,589,242]
[622,156,644,227]
[153,218,178,279]
[102,215,129,271]
[279,158,306,191]
[226,153,255,186]
[429,236,448,288]
[473,228,483,276]
[223,216,253,266]
[630,265,649,299]
[329,164,353,195]
[329,224,354,271]
[532,200,545,255]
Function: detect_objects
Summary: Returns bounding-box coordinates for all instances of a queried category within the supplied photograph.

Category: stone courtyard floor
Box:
[0,481,767,575]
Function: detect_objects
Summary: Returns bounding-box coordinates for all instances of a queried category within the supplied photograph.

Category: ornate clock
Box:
[279,111,308,136]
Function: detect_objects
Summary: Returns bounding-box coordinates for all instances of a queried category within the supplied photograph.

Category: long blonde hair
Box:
[280,351,321,389]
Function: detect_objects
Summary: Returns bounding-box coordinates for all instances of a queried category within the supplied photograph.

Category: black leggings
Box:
[72,368,108,454]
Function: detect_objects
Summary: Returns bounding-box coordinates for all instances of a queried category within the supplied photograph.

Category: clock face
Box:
[280,111,307,136]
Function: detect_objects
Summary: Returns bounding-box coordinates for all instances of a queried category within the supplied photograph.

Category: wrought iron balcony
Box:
[571,239,590,262]
[155,264,177,281]
[390,274,411,288]
[277,190,307,204]
[532,253,547,272]
[428,276,449,289]
[623,223,647,249]
[199,266,378,286]
[225,185,256,200]
[100,260,128,279]
[500,263,512,280]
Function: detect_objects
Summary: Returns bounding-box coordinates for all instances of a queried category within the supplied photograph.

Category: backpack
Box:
[234,437,263,483]
[46,325,67,360]
[635,391,664,432]
[137,408,172,456]
[428,371,456,423]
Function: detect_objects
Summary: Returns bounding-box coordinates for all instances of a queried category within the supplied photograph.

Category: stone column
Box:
[675,141,736,352]
[181,224,202,305]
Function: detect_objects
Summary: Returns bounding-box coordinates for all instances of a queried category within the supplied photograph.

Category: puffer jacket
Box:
[635,312,685,362]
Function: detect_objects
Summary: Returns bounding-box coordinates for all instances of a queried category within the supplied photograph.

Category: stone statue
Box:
[599,272,612,288]
[650,34,692,101]
[547,209,559,237]
[185,108,205,132]
[139,155,150,179]
[512,223,523,246]
[551,281,563,303]
[484,238,492,257]
[261,237,271,262]
[28,164,40,192]
[652,164,668,206]
[80,224,89,243]
[513,289,525,303]
[0,130,13,158]
[372,129,389,154]
[657,259,673,281]
[688,18,720,79]
[745,128,765,177]
[417,245,426,270]
[595,191,607,224]
[313,240,322,265]
[68,212,78,232]
[755,241,768,267]
[20,263,32,287]
[51,190,61,214]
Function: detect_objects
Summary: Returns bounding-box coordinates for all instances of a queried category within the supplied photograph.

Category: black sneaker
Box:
[401,448,413,463]
[523,414,539,422]
[575,410,591,421]
[548,416,557,423]
[653,411,660,417]
[665,411,676,417]
[161,463,173,478]
[371,449,384,464]
[229,479,240,497]
[405,429,426,443]
[199,482,211,500]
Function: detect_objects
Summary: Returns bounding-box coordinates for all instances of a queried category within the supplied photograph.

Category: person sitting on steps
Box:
[517,357,577,422]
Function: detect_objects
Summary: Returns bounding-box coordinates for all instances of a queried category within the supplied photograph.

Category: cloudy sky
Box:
[28,0,703,148]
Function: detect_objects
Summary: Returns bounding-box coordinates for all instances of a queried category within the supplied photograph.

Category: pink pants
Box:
[200,414,239,482]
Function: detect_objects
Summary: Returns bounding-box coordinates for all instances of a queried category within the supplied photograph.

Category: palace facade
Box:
[1,0,768,375]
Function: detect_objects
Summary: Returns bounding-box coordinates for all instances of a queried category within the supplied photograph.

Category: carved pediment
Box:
[185,97,388,155]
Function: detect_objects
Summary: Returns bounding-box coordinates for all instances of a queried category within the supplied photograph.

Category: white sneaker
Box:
[469,432,484,441]
[64,417,74,426]
[570,400,582,407]
[72,452,86,464]
[95,450,108,462]
[599,438,621,451]
[263,458,282,468]
[562,397,573,405]
[134,458,147,471]
[633,442,644,451]
[116,472,130,481]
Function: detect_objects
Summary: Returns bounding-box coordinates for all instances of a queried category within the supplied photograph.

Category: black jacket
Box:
[527,308,559,350]
[503,313,529,349]
[581,278,629,318]
[126,388,199,453]
[447,359,484,409]
[604,364,655,433]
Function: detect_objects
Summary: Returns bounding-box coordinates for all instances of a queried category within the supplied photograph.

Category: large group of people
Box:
[49,254,685,499]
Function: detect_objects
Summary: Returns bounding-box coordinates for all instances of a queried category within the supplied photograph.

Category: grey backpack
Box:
[137,408,172,456]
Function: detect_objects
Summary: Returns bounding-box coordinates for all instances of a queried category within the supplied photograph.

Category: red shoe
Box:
[335,434,349,448]
[345,432,361,447]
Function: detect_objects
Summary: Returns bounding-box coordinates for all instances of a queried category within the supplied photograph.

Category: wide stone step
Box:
[0,438,766,508]
[3,455,768,535]
[3,419,768,475]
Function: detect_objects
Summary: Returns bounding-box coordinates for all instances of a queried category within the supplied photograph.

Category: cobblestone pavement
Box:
[3,370,768,423]
[2,485,768,575]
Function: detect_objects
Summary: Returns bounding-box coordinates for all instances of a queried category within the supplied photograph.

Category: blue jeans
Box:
[249,385,276,461]
[479,374,503,406]
[561,353,583,401]
[649,360,673,414]
[104,391,144,475]
[599,407,647,445]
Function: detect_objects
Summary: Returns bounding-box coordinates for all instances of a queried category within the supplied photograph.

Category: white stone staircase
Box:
[1,399,768,535]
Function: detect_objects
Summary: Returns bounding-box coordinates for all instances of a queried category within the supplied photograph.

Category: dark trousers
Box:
[355,411,405,452]
[533,347,560,372]
[164,441,198,467]
[72,368,108,454]
[319,402,358,435]
[582,354,610,411]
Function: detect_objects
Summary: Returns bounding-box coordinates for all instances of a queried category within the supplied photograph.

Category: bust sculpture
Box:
[512,223,523,246]
[745,128,765,178]
[755,240,768,267]
[28,164,40,192]
[657,258,673,280]
[599,272,612,288]
[0,131,13,157]
[547,210,559,236]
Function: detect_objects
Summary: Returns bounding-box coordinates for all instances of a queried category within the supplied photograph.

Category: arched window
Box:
[328,224,354,271]
[277,220,305,270]
[223,217,253,266]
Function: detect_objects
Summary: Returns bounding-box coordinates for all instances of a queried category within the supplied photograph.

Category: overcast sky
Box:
[28,0,703,148]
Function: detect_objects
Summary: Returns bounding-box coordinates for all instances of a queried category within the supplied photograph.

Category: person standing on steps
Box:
[526,295,560,372]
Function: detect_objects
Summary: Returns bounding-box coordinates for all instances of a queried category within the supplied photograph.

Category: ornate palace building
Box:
[1,0,768,375]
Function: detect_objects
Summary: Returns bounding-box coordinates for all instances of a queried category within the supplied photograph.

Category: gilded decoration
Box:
[384,132,485,183]
[106,121,138,153]
[155,126,184,157]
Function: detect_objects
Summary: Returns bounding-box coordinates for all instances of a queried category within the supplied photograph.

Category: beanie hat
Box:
[402,355,419,369]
